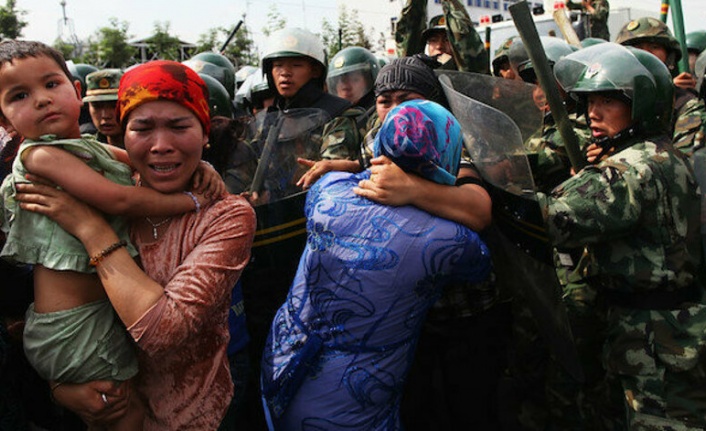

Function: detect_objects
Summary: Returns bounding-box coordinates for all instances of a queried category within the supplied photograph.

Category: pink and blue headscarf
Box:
[374,99,462,185]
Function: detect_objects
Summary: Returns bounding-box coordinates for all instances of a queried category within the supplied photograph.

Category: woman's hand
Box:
[52,380,130,426]
[241,190,271,207]
[295,158,362,189]
[296,158,331,189]
[353,156,416,206]
[15,174,108,241]
[192,160,227,198]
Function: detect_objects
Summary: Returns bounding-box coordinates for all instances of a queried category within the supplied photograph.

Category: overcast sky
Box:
[16,0,706,57]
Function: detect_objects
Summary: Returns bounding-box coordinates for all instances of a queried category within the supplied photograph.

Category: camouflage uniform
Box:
[395,0,489,74]
[673,90,706,157]
[525,112,591,193]
[539,135,706,430]
[319,106,365,161]
[566,0,610,41]
[616,18,706,158]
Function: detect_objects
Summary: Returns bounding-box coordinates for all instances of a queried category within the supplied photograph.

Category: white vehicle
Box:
[477,2,659,57]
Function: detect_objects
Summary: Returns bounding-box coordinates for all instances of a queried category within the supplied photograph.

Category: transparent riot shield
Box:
[440,72,583,382]
[250,109,331,203]
[240,108,332,417]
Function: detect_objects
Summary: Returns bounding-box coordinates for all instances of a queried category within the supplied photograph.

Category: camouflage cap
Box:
[83,68,123,103]
[422,15,447,42]
[615,17,681,61]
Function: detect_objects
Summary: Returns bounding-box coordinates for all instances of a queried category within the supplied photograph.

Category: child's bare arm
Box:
[22,146,206,217]
[106,145,132,167]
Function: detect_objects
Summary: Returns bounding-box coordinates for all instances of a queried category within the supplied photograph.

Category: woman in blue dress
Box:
[261,99,492,430]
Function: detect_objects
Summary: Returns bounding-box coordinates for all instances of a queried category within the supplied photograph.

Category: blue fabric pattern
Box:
[374,100,462,186]
[261,170,491,430]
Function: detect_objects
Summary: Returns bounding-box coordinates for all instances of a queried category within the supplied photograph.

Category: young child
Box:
[0,41,211,430]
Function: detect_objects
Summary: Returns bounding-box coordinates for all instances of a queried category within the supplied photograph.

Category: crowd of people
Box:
[2,0,706,429]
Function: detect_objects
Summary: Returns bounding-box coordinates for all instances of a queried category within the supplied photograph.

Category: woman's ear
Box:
[73,79,83,102]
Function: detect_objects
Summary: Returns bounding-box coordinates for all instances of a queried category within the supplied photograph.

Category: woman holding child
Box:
[15,60,256,429]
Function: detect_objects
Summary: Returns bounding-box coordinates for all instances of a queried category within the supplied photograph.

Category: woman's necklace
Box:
[145,216,172,240]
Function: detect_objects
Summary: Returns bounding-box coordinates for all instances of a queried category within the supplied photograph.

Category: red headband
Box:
[117,60,211,135]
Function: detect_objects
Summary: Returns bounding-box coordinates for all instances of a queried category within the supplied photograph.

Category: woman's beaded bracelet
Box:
[89,240,127,267]
[184,191,201,213]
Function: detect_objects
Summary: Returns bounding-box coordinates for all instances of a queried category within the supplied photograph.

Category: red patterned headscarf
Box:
[117,60,211,135]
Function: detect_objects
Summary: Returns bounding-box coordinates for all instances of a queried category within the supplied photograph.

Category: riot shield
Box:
[250,109,331,203]
[240,108,331,429]
[439,72,583,382]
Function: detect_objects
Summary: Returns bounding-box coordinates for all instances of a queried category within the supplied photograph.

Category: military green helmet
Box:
[190,51,236,74]
[184,52,236,100]
[199,73,234,119]
[492,36,519,77]
[615,17,682,62]
[326,47,380,102]
[508,36,575,83]
[580,37,607,48]
[234,68,273,112]
[83,69,123,104]
[250,75,275,112]
[554,43,674,134]
[66,61,99,98]
[686,31,706,54]
[422,15,447,42]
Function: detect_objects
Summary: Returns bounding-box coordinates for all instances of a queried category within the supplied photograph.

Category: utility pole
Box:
[57,1,81,57]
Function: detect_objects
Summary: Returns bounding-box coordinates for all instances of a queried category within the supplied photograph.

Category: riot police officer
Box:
[617,17,706,156]
[326,46,379,112]
[543,42,706,429]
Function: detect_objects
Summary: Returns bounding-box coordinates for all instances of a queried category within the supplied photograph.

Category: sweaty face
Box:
[124,100,207,193]
[89,100,122,140]
[586,93,633,140]
[0,55,82,140]
[271,57,321,99]
[375,90,426,122]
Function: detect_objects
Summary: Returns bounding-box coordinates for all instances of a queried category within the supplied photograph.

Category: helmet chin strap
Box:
[590,123,640,163]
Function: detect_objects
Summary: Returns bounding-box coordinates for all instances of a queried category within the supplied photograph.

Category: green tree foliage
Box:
[0,0,26,40]
[262,4,287,38]
[320,5,372,58]
[147,22,183,61]
[53,39,75,61]
[79,18,136,68]
[195,22,258,69]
